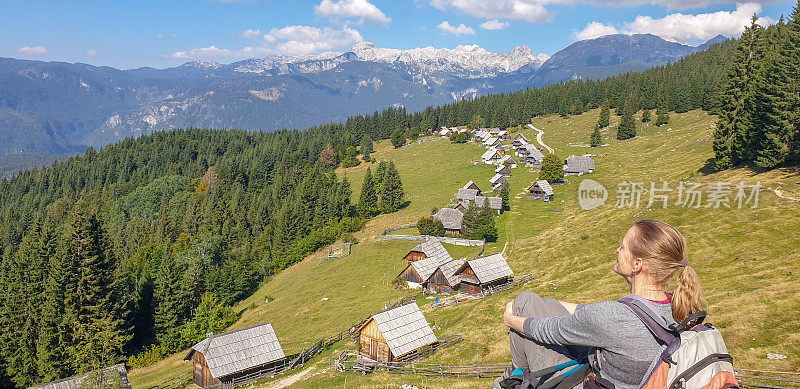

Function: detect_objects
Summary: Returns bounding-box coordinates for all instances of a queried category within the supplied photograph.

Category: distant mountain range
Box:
[0,33,727,155]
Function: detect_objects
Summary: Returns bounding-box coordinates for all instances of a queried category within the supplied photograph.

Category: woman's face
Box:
[614,226,636,279]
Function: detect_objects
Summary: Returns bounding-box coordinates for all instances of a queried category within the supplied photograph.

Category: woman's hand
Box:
[503,300,526,334]
[504,301,514,317]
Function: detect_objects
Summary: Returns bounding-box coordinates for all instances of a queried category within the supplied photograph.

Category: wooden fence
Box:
[331,335,474,374]
[430,274,535,309]
[736,368,800,389]
[149,372,191,389]
[379,234,485,247]
[325,242,351,260]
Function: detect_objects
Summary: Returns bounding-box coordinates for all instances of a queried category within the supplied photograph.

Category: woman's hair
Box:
[627,219,707,322]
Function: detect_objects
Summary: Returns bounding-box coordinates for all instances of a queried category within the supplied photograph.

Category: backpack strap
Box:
[618,295,678,345]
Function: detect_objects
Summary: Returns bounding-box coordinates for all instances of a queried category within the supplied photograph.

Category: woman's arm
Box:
[558,301,579,314]
[503,301,526,333]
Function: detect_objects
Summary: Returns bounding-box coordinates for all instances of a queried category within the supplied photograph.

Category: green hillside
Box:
[130,109,800,387]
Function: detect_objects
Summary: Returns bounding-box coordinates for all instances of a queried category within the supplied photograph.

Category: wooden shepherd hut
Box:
[527,180,554,202]
[425,258,466,293]
[403,239,449,263]
[455,253,513,296]
[434,208,463,234]
[462,180,483,194]
[185,322,286,388]
[356,303,439,363]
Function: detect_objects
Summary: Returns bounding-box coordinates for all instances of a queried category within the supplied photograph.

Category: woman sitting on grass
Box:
[499,219,707,389]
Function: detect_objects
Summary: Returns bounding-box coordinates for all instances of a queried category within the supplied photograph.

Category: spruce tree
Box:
[36,240,75,382]
[780,1,800,162]
[598,100,610,128]
[713,16,763,168]
[590,126,603,147]
[378,162,404,213]
[390,128,406,149]
[474,204,498,242]
[617,98,637,140]
[360,136,374,162]
[499,184,510,211]
[71,212,129,372]
[641,109,651,123]
[751,46,790,168]
[358,167,378,217]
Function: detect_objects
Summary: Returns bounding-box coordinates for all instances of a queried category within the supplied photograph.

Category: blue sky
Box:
[1,0,795,69]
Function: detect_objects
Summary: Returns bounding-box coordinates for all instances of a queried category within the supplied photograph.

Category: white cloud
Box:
[430,0,552,23]
[155,34,164,40]
[263,24,364,55]
[437,21,476,35]
[314,0,391,25]
[18,46,47,56]
[241,29,262,38]
[168,25,363,59]
[169,45,235,59]
[572,21,619,40]
[86,50,99,57]
[171,33,179,39]
[428,0,778,25]
[623,3,774,41]
[480,19,510,30]
[573,3,775,42]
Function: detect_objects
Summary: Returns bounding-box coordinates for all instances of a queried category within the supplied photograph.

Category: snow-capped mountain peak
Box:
[348,42,548,77]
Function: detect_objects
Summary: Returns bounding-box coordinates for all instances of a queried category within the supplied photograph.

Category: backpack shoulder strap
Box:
[618,295,678,345]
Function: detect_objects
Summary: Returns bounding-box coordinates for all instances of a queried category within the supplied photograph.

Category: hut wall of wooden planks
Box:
[359,319,393,362]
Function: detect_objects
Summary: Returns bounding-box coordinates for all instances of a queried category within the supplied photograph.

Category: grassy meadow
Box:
[128,109,800,388]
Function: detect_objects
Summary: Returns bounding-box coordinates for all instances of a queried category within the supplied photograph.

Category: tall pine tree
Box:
[358,167,378,216]
[617,98,637,140]
[378,162,404,213]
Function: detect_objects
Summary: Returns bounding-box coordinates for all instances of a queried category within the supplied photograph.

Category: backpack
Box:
[611,295,740,389]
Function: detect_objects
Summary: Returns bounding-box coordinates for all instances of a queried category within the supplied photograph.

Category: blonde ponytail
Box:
[672,264,707,323]
[629,220,707,323]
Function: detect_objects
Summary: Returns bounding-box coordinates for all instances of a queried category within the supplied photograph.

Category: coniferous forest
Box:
[1,4,799,385]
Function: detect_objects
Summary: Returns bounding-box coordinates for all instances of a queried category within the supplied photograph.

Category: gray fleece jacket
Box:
[523,300,676,389]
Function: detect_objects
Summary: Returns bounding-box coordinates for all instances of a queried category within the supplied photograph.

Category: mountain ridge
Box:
[0,34,726,155]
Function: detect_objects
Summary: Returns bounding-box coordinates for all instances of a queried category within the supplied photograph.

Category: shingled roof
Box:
[459,253,513,284]
[456,188,479,202]
[481,149,501,161]
[474,195,502,211]
[436,258,467,287]
[530,180,554,196]
[409,239,450,260]
[185,322,285,380]
[31,364,131,389]
[434,208,463,230]
[369,303,438,358]
[564,155,595,173]
[462,180,482,193]
[523,145,545,161]
[411,254,450,281]
[489,174,508,186]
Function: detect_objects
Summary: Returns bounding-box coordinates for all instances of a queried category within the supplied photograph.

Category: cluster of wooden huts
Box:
[431,181,504,235]
[397,238,513,296]
[521,155,595,202]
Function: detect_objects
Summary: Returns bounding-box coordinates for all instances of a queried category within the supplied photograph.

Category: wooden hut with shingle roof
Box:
[527,180,554,202]
[184,322,286,388]
[455,253,513,295]
[30,364,131,389]
[512,133,529,148]
[403,239,449,263]
[563,155,595,175]
[425,258,466,293]
[355,303,438,362]
[495,164,511,177]
[434,208,463,234]
[462,181,482,194]
[489,173,509,191]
